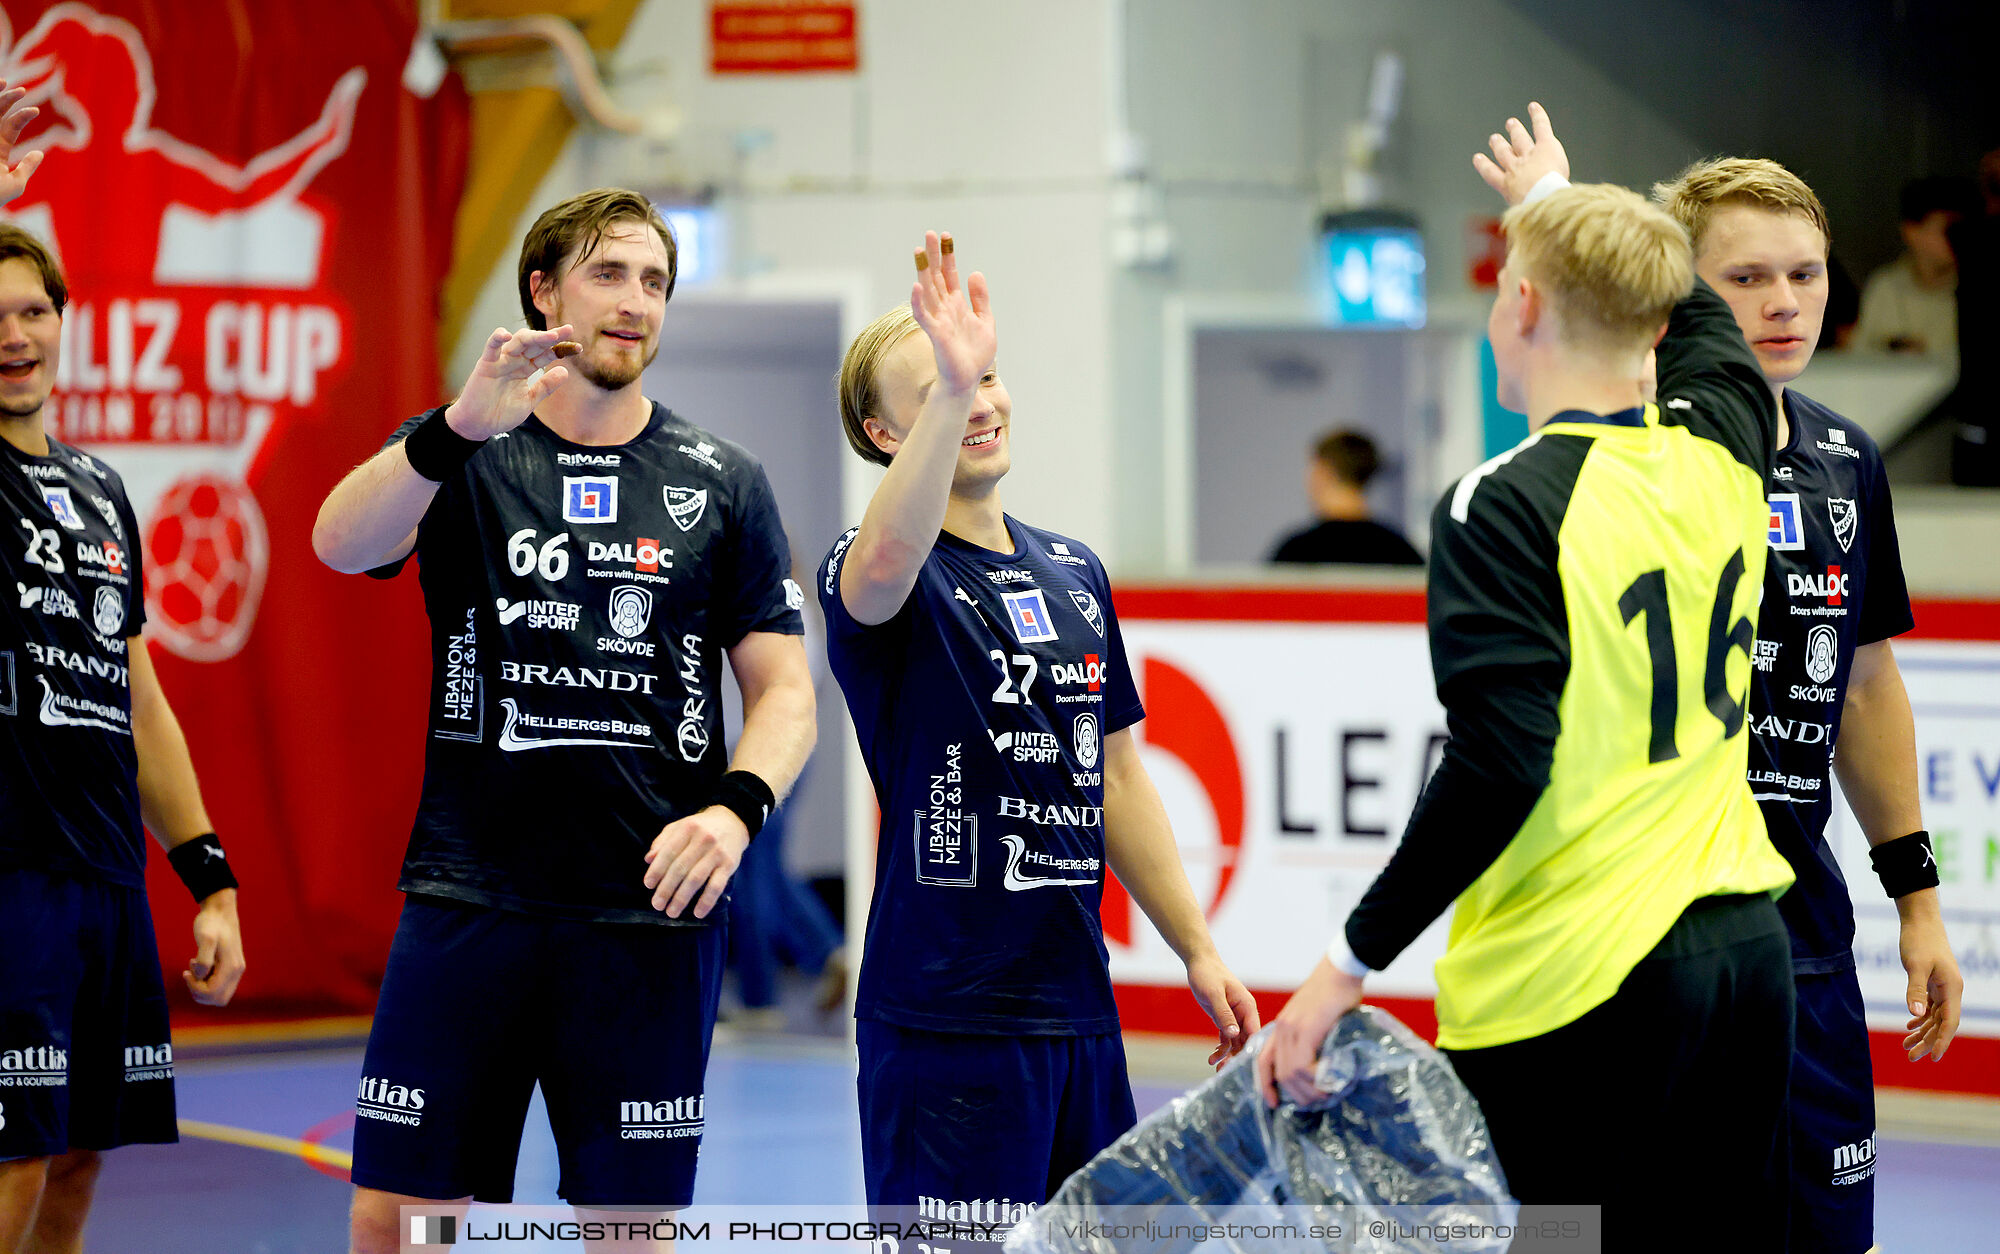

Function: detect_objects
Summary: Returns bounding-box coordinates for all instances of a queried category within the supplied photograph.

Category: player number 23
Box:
[20,518,64,574]
[1616,547,1755,764]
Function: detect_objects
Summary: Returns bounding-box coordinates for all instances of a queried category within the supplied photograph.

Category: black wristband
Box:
[401,406,485,482]
[711,771,775,841]
[167,834,239,903]
[1870,830,1941,899]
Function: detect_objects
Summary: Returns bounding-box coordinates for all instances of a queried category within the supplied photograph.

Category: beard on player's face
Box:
[573,348,650,390]
[549,301,657,392]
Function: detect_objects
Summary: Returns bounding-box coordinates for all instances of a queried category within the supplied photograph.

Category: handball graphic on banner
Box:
[0,3,362,661]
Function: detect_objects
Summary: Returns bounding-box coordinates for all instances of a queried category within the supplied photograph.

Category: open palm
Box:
[0,82,44,206]
[910,231,996,395]
[1472,101,1571,207]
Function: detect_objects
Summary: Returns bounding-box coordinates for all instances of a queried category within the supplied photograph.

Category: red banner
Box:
[710,2,859,74]
[2,1,468,1019]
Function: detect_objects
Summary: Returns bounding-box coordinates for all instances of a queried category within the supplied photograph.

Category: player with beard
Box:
[1652,157,1962,1254]
[822,232,1258,1215]
[315,189,816,1253]
[0,85,246,1254]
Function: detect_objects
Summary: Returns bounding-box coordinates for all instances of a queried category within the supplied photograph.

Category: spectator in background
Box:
[1853,176,1977,361]
[1822,252,1862,349]
[1268,428,1423,566]
[1949,147,2000,485]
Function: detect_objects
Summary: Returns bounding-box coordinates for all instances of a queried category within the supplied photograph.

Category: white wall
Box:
[454,0,1121,564]
[449,0,2000,595]
[637,298,851,875]
[1111,0,1709,569]
[1190,326,1436,564]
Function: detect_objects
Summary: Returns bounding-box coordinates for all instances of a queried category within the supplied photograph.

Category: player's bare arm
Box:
[840,231,996,625]
[1834,639,1963,1059]
[312,322,577,573]
[643,631,816,919]
[1100,727,1260,1068]
[129,638,246,1007]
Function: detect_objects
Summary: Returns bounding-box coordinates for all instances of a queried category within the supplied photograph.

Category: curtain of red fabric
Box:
[2,0,470,1020]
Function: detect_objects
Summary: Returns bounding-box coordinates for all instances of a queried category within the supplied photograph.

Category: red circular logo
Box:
[144,473,269,662]
[1105,655,1246,947]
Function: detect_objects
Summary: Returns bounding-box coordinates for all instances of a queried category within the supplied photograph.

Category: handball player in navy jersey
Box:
[1653,157,1962,1254]
[315,189,815,1253]
[820,232,1258,1216]
[0,86,246,1254]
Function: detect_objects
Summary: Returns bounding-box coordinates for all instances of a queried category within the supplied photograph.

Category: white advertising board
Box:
[1108,613,2000,1047]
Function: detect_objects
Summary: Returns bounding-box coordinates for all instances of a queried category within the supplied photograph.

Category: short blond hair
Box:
[1650,157,1831,255]
[837,305,921,466]
[1501,183,1693,349]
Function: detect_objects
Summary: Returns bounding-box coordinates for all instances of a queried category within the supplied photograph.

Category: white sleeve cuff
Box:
[1326,934,1372,979]
[1521,171,1572,206]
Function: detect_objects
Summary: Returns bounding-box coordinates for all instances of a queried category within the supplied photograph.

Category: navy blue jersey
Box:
[820,517,1143,1035]
[370,403,803,925]
[1750,392,1914,972]
[1,437,147,886]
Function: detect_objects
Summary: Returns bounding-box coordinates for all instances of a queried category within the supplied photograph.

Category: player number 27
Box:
[1617,547,1755,764]
[989,651,1038,705]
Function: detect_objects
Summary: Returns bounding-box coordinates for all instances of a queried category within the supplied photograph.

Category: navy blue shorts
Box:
[1787,967,1875,1254]
[0,868,176,1161]
[350,896,724,1206]
[857,1020,1136,1210]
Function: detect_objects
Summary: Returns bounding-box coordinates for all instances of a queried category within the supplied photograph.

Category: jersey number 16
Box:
[1617,547,1755,764]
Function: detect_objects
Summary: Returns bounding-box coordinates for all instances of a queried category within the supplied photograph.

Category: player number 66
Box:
[506,528,571,582]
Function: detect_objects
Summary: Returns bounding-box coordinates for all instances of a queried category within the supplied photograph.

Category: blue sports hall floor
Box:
[79,1015,2000,1253]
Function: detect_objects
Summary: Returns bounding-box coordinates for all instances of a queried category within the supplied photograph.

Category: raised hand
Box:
[0,82,45,206]
[1472,101,1571,207]
[909,231,996,397]
[444,324,577,440]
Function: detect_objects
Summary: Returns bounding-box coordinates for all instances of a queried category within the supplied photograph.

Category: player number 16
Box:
[1617,547,1755,764]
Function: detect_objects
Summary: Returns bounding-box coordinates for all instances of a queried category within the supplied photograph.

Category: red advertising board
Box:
[710,1,859,74]
[2,0,468,1019]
